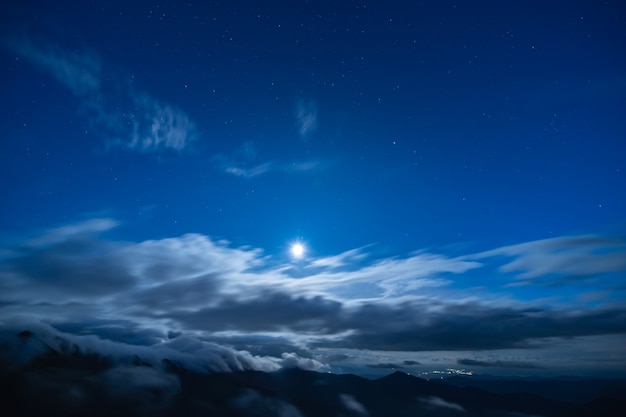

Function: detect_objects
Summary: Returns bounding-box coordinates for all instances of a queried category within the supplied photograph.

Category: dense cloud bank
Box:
[0,322,327,375]
[0,323,329,416]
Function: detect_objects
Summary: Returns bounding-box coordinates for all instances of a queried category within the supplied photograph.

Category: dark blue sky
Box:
[1,0,625,377]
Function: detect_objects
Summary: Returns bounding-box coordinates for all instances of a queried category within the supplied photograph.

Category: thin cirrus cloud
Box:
[5,36,103,96]
[3,36,198,152]
[213,142,272,178]
[1,218,626,372]
[224,162,274,178]
[220,160,324,178]
[214,142,324,178]
[295,98,318,139]
[469,235,626,282]
[5,34,327,173]
[456,358,543,369]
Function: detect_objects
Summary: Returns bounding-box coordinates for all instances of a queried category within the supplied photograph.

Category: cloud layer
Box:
[1,218,625,375]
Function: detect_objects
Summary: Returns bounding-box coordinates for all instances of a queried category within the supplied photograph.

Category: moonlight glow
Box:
[291,242,305,258]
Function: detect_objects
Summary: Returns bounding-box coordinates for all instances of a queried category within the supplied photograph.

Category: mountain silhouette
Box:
[1,329,625,416]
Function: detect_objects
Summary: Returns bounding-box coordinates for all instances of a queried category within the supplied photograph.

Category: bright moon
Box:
[291,243,305,258]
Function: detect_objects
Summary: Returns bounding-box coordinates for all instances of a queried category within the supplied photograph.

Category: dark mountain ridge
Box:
[445,374,626,404]
[1,329,625,416]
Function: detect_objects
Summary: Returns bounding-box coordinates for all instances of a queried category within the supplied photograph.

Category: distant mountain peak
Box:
[376,370,420,382]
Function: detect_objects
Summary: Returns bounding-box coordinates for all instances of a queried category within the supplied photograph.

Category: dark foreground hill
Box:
[1,329,625,417]
[445,374,626,405]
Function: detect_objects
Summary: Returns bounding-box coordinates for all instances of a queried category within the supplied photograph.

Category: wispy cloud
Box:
[286,160,324,173]
[224,162,274,178]
[6,36,101,96]
[221,160,323,178]
[420,396,465,413]
[3,36,198,152]
[470,235,626,282]
[277,250,479,297]
[457,358,543,369]
[125,93,198,152]
[25,218,119,246]
[340,393,369,416]
[366,362,404,369]
[234,389,305,417]
[295,99,318,139]
[215,141,324,178]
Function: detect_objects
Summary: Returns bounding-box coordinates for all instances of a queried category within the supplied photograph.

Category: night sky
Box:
[1,0,625,378]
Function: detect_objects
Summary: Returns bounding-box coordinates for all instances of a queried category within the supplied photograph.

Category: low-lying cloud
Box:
[0,322,323,416]
[340,393,369,416]
[420,396,465,413]
[0,322,325,375]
